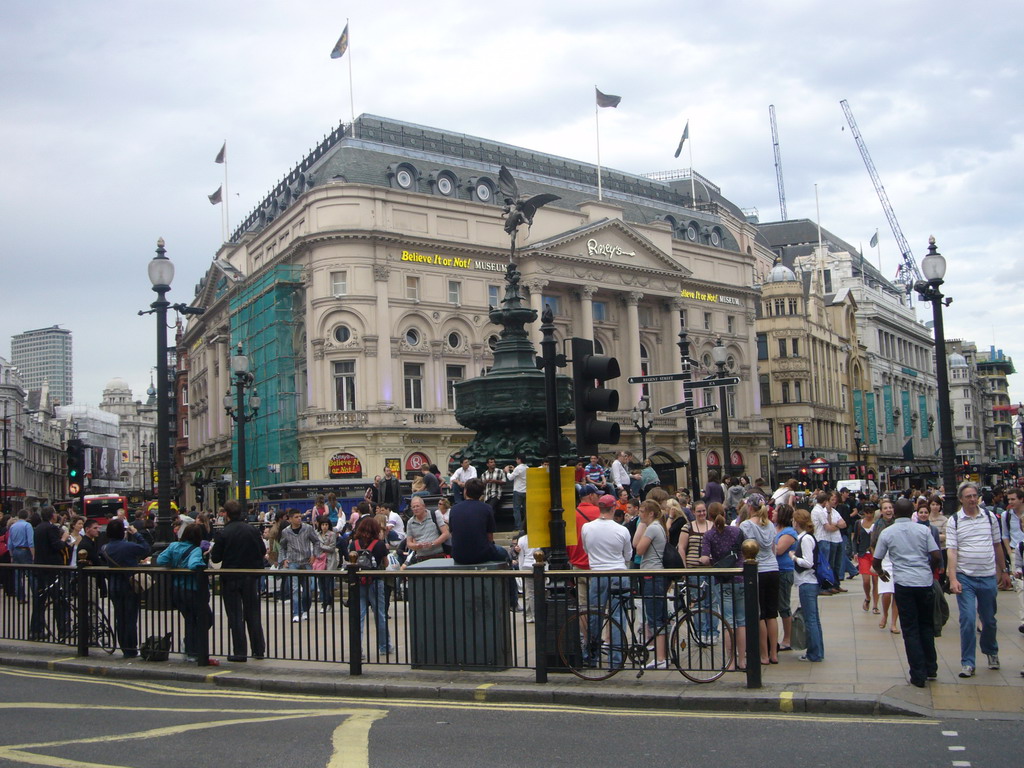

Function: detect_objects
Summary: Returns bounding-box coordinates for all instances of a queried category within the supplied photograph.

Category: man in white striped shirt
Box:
[946,481,1012,678]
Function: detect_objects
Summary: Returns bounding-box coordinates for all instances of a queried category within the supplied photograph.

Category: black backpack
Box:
[794,533,818,573]
[662,538,684,570]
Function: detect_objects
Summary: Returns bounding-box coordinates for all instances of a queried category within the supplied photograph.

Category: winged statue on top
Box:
[498,165,560,258]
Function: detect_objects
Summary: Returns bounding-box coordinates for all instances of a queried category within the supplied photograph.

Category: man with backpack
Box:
[210,500,266,662]
[946,481,1012,678]
[873,497,941,687]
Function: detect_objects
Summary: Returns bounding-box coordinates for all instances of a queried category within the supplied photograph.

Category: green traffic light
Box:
[69,469,79,478]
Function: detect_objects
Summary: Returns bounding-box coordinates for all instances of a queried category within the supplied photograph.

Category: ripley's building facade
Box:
[177,114,781,505]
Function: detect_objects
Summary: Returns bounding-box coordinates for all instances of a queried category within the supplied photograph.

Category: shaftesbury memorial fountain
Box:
[450,167,574,467]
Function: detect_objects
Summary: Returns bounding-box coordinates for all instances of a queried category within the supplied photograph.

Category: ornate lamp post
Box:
[860,441,870,482]
[914,237,958,516]
[224,343,260,505]
[147,239,175,544]
[769,447,779,489]
[631,396,654,463]
[711,338,732,479]
[853,426,863,479]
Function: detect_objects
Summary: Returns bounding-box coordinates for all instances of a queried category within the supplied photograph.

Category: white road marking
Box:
[942,730,958,736]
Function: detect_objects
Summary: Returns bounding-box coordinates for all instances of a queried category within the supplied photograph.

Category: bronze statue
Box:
[499,165,559,256]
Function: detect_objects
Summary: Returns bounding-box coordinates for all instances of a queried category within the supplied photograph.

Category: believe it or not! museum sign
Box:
[328,452,362,478]
[401,250,505,273]
[680,288,741,306]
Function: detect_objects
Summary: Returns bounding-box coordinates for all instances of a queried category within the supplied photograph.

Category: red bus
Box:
[83,494,128,524]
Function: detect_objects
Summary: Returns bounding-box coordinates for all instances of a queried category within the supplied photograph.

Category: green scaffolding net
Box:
[229,265,304,492]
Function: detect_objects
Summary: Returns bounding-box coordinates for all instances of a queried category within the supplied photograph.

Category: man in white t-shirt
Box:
[506,455,529,531]
[449,458,477,505]
[946,481,1012,678]
[609,451,632,494]
[1003,487,1024,635]
[810,491,845,593]
[580,495,632,667]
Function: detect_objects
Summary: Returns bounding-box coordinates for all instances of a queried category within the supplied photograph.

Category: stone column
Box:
[578,285,597,341]
[374,264,394,408]
[624,291,643,403]
[524,278,549,348]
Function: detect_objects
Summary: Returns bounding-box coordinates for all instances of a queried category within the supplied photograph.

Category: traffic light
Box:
[66,438,85,496]
[571,336,621,458]
[195,484,205,505]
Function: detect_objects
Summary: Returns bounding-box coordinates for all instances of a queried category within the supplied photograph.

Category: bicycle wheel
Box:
[669,608,730,683]
[557,609,627,681]
[89,603,117,655]
[44,598,76,644]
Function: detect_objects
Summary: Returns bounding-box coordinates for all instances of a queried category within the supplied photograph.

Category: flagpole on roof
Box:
[215,141,229,242]
[687,123,696,208]
[347,19,356,138]
[594,86,603,201]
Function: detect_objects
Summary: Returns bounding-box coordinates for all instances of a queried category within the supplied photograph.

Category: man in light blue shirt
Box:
[874,497,941,688]
[7,510,34,603]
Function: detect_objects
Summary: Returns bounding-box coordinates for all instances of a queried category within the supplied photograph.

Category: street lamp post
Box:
[631,396,654,463]
[147,239,175,544]
[712,338,732,479]
[860,442,870,482]
[769,448,779,489]
[853,426,863,479]
[676,331,701,495]
[914,236,958,516]
[148,441,156,496]
[139,443,147,494]
[224,343,260,506]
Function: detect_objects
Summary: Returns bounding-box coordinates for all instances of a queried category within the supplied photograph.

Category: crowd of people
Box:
[1,459,1021,685]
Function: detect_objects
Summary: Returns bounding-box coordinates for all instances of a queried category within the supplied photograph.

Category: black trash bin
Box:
[406,559,512,670]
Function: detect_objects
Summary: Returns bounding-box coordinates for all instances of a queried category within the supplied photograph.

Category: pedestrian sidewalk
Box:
[1,583,1021,720]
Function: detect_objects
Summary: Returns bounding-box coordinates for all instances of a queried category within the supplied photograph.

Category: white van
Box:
[836,479,878,496]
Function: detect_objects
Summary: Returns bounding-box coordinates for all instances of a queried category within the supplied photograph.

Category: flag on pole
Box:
[330,23,349,59]
[214,142,226,164]
[869,230,879,248]
[208,186,222,205]
[595,87,621,108]
[674,120,690,158]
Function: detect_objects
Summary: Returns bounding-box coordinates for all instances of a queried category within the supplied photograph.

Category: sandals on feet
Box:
[862,599,870,612]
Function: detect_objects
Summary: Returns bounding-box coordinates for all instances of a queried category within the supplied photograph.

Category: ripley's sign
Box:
[587,239,636,258]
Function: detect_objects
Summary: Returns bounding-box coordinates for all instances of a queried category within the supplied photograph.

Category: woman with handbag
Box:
[774,504,799,652]
[100,519,151,658]
[156,523,213,663]
[739,495,781,666]
[698,503,745,670]
[314,516,339,613]
[792,508,824,661]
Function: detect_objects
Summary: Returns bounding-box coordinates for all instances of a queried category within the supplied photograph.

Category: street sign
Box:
[684,404,719,417]
[660,400,694,414]
[627,372,689,384]
[683,376,739,390]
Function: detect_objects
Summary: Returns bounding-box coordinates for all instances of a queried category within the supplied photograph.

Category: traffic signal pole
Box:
[677,331,700,496]
[539,308,568,570]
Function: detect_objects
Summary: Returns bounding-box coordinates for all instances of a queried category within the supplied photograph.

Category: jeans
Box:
[640,575,668,636]
[688,575,716,637]
[894,584,937,683]
[109,579,141,655]
[10,548,32,602]
[817,540,838,589]
[587,574,629,666]
[512,491,526,530]
[171,584,212,658]
[221,574,265,658]
[841,535,859,579]
[798,582,824,661]
[955,573,998,668]
[827,539,846,585]
[713,580,745,628]
[359,579,391,652]
[287,562,312,617]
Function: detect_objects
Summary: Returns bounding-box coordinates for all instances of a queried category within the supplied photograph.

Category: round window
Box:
[333,325,351,343]
[701,353,712,370]
[487,334,499,351]
[710,229,722,246]
[686,225,698,241]
[475,182,491,202]
[437,176,454,196]
[405,328,420,346]
[396,168,413,189]
[726,354,736,371]
[447,331,461,348]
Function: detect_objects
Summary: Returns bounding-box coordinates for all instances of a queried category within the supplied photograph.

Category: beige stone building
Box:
[178,115,776,505]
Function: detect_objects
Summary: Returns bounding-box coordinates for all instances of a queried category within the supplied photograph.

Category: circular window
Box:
[447,331,461,349]
[487,334,499,351]
[437,176,454,196]
[710,229,722,247]
[333,325,351,343]
[396,168,414,189]
[475,182,492,202]
[701,353,712,370]
[726,354,736,371]
[686,225,698,241]
[405,329,420,346]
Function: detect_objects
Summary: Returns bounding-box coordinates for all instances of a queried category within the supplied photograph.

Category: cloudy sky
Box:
[3,0,1022,408]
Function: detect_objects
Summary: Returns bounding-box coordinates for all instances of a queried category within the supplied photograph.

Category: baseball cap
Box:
[598,494,617,509]
[580,484,599,497]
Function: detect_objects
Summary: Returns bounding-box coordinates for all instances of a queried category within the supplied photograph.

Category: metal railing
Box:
[0,558,761,687]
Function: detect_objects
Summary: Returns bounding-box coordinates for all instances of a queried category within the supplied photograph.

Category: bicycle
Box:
[556,574,731,683]
[38,574,117,654]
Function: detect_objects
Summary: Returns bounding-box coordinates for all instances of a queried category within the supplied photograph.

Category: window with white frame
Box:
[704,311,712,331]
[727,315,735,334]
[334,360,356,411]
[404,363,424,410]
[406,276,420,301]
[448,280,462,305]
[592,301,608,322]
[488,284,501,308]
[446,365,464,410]
[331,271,348,296]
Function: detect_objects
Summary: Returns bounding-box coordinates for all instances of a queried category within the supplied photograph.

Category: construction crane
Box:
[840,99,922,291]
[769,105,787,220]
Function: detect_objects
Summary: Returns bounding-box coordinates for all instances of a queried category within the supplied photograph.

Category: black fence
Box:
[0,559,763,687]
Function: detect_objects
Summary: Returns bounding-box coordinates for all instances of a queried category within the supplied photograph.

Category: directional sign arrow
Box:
[683,376,740,390]
[660,400,694,414]
[627,372,689,384]
[684,404,719,417]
